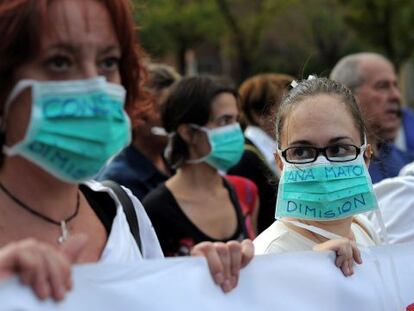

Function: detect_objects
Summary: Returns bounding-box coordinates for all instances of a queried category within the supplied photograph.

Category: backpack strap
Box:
[102,180,142,252]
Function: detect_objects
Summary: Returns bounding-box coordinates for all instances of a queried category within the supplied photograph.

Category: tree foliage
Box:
[338,0,414,68]
[133,0,414,81]
[134,0,221,72]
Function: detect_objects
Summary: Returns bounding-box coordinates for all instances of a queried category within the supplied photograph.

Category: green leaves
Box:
[132,0,414,80]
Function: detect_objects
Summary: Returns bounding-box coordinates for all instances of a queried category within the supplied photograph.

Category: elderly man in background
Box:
[330,52,414,183]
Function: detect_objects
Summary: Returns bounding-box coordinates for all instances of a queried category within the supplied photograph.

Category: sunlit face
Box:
[354,58,401,142]
[277,94,370,170]
[6,0,121,147]
[190,92,239,159]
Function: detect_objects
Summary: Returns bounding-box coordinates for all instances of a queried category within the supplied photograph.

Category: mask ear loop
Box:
[150,127,177,168]
[163,132,178,168]
[154,125,208,169]
[1,80,36,156]
[183,124,211,165]
[279,218,344,240]
[1,80,35,130]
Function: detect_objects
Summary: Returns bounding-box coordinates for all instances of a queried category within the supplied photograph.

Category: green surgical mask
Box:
[187,123,244,171]
[3,77,131,183]
[275,150,378,220]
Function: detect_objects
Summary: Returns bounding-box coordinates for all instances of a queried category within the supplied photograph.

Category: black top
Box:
[143,179,248,257]
[97,145,169,201]
[79,184,116,235]
[228,138,278,233]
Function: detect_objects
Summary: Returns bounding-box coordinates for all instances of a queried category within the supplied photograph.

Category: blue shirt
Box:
[97,145,169,201]
[402,107,414,154]
[369,143,414,184]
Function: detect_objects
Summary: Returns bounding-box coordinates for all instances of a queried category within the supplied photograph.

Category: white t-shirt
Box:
[84,181,164,262]
[254,215,379,255]
[366,163,414,244]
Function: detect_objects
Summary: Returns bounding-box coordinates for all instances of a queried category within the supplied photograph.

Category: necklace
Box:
[0,183,80,244]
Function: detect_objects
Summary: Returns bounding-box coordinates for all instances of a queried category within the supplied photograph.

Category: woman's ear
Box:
[176,124,193,144]
[275,152,284,172]
[363,144,373,167]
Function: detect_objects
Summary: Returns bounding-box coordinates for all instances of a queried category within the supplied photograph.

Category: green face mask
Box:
[188,123,245,171]
[3,77,131,183]
[275,152,378,220]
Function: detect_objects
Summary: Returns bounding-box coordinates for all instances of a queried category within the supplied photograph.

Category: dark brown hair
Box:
[162,76,238,168]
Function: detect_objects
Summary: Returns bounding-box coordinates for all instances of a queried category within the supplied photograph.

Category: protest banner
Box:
[1,242,413,310]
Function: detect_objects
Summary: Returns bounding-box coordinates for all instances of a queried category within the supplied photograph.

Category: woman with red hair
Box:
[0,0,253,301]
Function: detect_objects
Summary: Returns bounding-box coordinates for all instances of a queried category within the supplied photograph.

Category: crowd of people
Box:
[0,0,413,304]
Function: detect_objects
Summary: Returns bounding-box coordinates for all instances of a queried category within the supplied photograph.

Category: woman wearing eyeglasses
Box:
[254,77,381,276]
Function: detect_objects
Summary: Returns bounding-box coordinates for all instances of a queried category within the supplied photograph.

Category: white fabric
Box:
[367,168,414,244]
[254,215,379,255]
[399,161,414,176]
[1,242,413,310]
[84,180,164,262]
[395,126,407,152]
[244,126,280,176]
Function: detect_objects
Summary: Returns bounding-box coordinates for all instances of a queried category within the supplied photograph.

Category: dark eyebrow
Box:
[328,136,354,144]
[99,45,121,55]
[47,43,79,54]
[213,114,238,122]
[46,43,121,55]
[288,140,313,146]
[288,136,354,147]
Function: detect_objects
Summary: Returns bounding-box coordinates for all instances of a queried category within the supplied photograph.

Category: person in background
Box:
[255,77,381,277]
[229,73,294,233]
[395,106,414,154]
[144,76,259,256]
[330,52,414,183]
[0,0,254,300]
[98,63,180,200]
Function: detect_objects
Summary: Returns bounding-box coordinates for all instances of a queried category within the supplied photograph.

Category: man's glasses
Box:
[280,144,363,164]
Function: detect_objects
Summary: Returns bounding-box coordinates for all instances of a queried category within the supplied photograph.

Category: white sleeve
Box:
[368,176,414,244]
[399,162,414,176]
[353,214,381,245]
[122,186,164,259]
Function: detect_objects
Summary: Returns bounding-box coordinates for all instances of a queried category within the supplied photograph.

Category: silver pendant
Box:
[58,220,70,244]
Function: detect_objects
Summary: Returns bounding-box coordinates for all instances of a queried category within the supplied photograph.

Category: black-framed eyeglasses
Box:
[280,144,363,164]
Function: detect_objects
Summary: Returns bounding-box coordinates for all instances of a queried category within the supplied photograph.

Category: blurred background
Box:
[133,0,414,107]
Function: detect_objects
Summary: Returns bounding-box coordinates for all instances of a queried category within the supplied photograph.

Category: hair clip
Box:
[151,126,175,138]
[290,75,317,89]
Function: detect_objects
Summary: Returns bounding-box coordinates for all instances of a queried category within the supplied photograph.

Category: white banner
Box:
[1,242,413,311]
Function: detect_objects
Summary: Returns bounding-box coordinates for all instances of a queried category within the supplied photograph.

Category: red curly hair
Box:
[0,0,148,120]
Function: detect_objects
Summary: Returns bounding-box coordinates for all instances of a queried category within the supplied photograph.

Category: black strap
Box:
[222,178,249,239]
[102,180,142,252]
